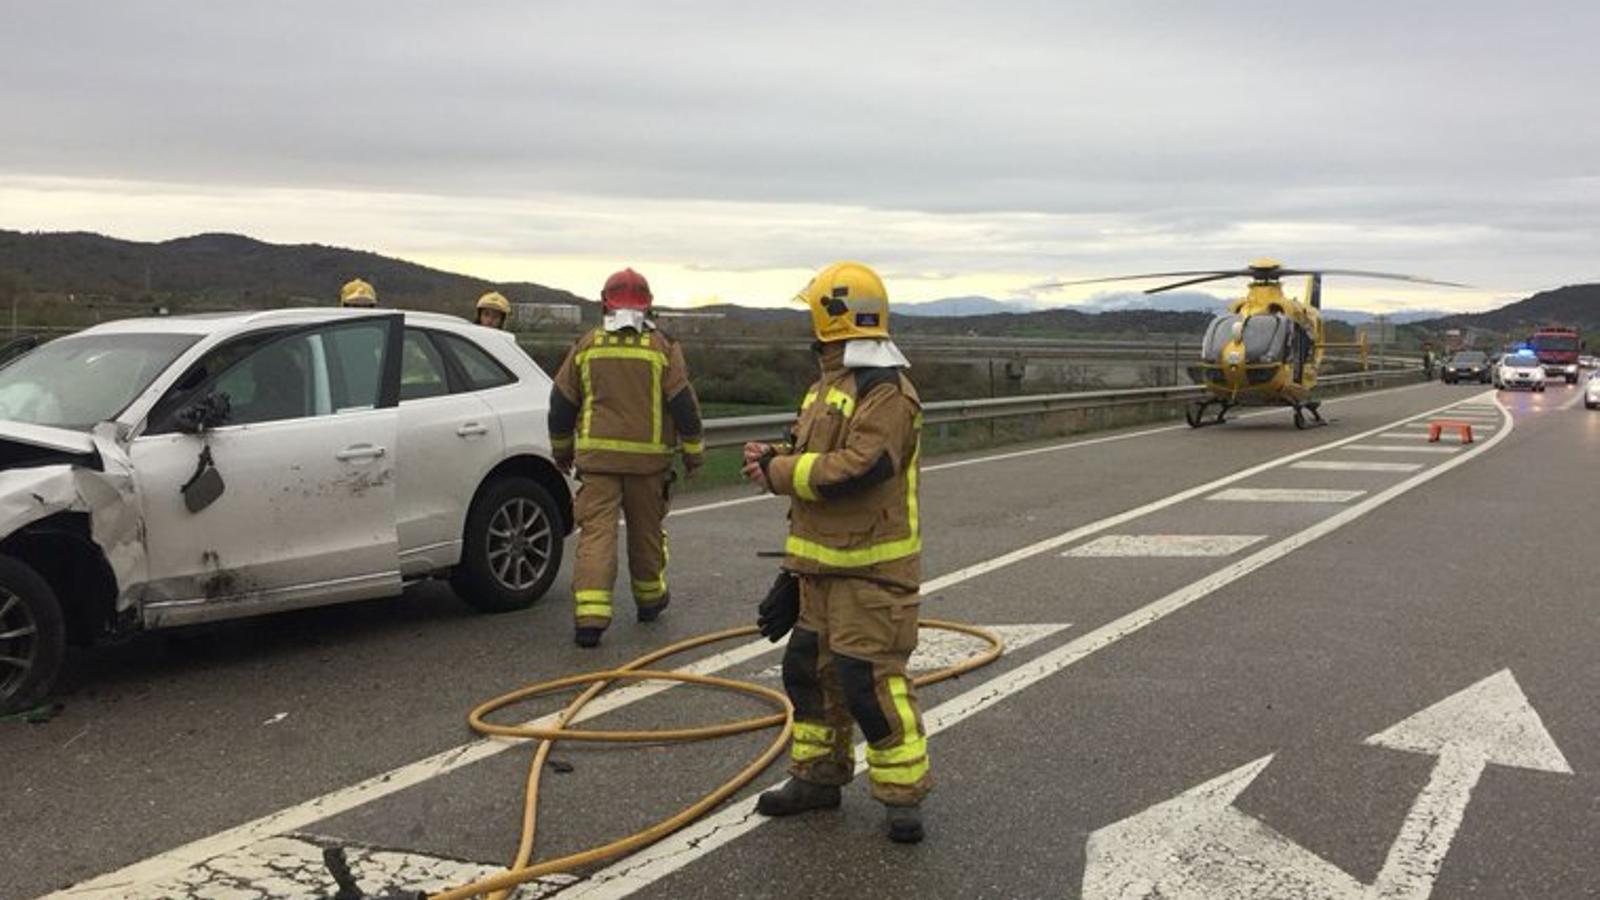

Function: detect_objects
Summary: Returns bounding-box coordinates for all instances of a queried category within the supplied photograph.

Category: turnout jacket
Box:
[549,327,704,475]
[764,343,922,589]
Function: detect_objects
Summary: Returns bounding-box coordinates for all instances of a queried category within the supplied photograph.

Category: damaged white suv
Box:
[0,309,572,712]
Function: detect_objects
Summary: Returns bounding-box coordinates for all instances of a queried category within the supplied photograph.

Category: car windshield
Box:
[1450,352,1485,365]
[1531,335,1578,352]
[0,333,199,430]
[1506,355,1539,368]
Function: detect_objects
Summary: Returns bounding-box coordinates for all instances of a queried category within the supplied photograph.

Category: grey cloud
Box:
[2,1,1599,295]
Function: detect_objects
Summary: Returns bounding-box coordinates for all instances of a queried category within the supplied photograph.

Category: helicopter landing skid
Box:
[1185,399,1233,428]
[1292,400,1326,430]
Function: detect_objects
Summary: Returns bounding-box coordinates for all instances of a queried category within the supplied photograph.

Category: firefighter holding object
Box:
[548,268,704,648]
[476,291,512,329]
[340,278,378,308]
[742,261,929,844]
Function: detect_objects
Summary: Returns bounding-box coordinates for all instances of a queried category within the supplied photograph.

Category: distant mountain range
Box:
[899,291,1454,325]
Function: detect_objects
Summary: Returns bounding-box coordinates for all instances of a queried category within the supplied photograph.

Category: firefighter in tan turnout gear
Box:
[742,261,929,844]
[548,268,704,648]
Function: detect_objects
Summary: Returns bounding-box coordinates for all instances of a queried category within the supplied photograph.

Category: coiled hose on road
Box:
[327,620,1003,900]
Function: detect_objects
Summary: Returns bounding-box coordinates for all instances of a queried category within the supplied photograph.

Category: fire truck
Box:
[1529,326,1583,383]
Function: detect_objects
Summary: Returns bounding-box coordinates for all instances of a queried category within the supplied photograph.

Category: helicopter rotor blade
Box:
[1145,273,1247,294]
[1036,270,1240,290]
[1278,268,1472,288]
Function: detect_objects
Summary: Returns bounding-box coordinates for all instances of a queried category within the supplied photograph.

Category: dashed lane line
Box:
[1289,461,1423,473]
[1207,488,1366,503]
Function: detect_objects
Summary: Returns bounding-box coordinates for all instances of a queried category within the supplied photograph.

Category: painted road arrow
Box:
[1081,669,1573,900]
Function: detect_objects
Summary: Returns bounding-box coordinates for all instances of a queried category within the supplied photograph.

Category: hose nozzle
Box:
[321,846,427,900]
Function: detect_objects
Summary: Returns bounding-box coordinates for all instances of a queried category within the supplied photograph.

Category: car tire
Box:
[0,555,66,715]
[452,476,564,613]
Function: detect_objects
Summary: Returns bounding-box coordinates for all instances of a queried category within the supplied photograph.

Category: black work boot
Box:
[885,804,925,844]
[574,627,603,648]
[756,779,841,817]
[636,593,671,623]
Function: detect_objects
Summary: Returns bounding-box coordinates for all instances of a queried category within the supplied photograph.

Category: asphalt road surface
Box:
[5,380,1596,899]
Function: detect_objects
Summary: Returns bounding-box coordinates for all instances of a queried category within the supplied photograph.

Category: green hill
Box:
[1414,284,1600,339]
[0,230,592,320]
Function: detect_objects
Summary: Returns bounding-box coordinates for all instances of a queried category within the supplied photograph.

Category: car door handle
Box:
[335,444,388,461]
[456,422,490,438]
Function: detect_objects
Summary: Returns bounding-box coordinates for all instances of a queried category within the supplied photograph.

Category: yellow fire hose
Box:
[392,619,1005,900]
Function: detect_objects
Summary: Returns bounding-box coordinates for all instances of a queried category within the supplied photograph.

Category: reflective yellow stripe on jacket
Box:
[576,335,669,454]
[785,427,921,568]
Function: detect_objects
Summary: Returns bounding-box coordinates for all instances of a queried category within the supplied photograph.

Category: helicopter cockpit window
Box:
[1201,314,1241,363]
[1241,314,1291,364]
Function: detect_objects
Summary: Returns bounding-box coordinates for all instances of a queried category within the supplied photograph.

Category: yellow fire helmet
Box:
[340,278,378,307]
[476,291,512,315]
[796,261,889,343]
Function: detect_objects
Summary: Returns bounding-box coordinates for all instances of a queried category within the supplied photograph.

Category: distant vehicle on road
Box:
[1495,352,1546,392]
[0,309,573,713]
[1579,354,1598,369]
[1586,370,1600,410]
[1528,326,1583,383]
[1442,350,1491,384]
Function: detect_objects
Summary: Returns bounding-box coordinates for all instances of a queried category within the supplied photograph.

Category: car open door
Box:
[128,316,405,627]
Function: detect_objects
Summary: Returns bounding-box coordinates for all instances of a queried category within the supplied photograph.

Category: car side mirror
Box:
[175,392,232,435]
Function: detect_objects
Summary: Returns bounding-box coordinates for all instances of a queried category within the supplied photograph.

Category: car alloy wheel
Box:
[486,497,554,592]
[0,588,39,707]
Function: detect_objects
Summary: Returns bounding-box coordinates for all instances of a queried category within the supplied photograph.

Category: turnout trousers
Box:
[782,574,930,805]
[572,471,670,629]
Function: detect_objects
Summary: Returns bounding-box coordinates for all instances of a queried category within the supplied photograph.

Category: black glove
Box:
[757,570,800,642]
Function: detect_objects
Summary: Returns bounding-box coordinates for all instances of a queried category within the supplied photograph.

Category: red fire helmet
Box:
[601,268,652,312]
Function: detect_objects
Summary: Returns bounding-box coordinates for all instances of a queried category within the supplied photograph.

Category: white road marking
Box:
[1290,461,1423,473]
[42,639,786,899]
[124,835,574,900]
[1064,534,1267,558]
[1365,671,1574,900]
[1080,669,1571,899]
[561,396,1515,899]
[754,623,1070,682]
[49,388,1485,899]
[1208,488,1366,503]
[670,380,1435,518]
[1347,444,1463,454]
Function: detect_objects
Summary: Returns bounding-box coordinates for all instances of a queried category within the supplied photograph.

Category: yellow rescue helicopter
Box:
[1053,259,1465,429]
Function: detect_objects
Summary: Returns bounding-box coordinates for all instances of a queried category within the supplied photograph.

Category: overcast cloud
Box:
[3,1,1598,310]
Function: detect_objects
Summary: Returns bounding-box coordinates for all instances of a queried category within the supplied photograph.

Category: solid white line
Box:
[1208,488,1366,503]
[1289,461,1423,473]
[48,384,1470,898]
[1347,444,1462,454]
[566,395,1516,900]
[669,381,1435,518]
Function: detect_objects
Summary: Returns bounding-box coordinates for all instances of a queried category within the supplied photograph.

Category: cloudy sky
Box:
[4,1,1598,312]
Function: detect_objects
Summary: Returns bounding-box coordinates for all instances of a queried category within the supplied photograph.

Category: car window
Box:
[438,333,516,391]
[213,333,321,426]
[322,322,387,411]
[399,329,450,402]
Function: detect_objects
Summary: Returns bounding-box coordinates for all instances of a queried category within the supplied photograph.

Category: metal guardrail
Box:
[699,368,1422,448]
